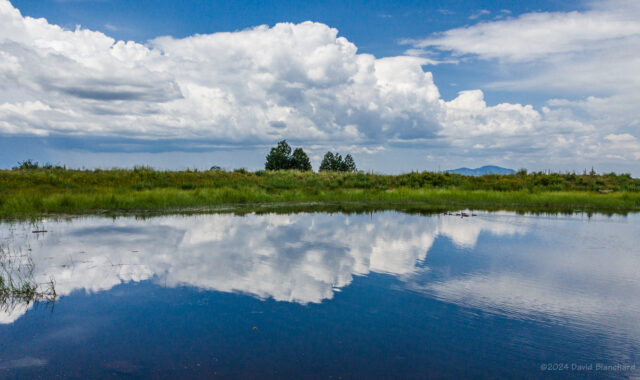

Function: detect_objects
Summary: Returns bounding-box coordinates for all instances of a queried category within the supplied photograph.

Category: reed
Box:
[1,167,638,218]
[0,242,57,310]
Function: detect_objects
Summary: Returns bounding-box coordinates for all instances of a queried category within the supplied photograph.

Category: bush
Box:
[14,159,39,170]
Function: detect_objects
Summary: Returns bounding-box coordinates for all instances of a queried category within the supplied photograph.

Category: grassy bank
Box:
[1,167,639,218]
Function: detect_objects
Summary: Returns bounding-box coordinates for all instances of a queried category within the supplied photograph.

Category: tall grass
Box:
[1,167,638,218]
[1,242,57,310]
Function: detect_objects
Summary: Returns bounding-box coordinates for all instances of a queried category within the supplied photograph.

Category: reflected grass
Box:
[0,241,57,312]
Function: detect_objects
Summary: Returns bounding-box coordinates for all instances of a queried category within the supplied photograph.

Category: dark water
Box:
[1,211,639,379]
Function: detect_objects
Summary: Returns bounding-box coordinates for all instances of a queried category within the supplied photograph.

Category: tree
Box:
[265,140,293,170]
[265,140,312,171]
[291,148,312,171]
[343,154,356,172]
[319,151,357,172]
[333,153,343,171]
[319,152,335,172]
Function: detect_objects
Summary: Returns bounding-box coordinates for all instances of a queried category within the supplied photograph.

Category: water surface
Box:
[1,211,639,378]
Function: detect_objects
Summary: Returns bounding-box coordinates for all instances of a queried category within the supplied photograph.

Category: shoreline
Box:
[2,169,639,219]
[2,190,639,220]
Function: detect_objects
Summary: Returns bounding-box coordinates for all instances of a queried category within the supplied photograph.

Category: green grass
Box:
[1,167,639,219]
[0,277,56,309]
[1,242,57,309]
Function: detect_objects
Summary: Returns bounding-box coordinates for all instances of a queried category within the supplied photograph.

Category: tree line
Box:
[265,140,357,172]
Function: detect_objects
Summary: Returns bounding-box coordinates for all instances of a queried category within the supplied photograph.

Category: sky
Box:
[0,0,639,174]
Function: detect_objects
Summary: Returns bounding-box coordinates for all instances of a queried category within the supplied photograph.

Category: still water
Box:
[1,211,639,379]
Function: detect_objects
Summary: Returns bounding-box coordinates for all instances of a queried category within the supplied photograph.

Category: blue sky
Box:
[1,0,639,174]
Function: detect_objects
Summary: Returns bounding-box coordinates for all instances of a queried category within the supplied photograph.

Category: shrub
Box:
[14,159,39,170]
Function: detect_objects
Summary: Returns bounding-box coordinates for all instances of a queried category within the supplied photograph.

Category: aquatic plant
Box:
[0,241,56,312]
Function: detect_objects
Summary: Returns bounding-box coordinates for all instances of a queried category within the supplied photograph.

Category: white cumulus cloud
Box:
[0,1,447,143]
[404,0,640,169]
[0,0,638,171]
[0,0,557,155]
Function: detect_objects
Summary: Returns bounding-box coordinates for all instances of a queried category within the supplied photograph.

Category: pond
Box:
[1,211,639,378]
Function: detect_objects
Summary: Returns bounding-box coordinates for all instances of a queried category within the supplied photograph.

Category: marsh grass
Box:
[0,241,56,312]
[1,167,639,218]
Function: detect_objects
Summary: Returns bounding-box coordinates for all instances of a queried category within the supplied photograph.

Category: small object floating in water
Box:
[252,326,258,331]
[472,213,477,217]
[461,212,469,217]
[32,230,48,233]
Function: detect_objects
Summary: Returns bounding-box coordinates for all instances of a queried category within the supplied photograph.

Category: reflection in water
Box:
[1,211,640,378]
[0,239,56,321]
[0,356,47,370]
[412,214,640,340]
[1,211,640,343]
[0,212,525,323]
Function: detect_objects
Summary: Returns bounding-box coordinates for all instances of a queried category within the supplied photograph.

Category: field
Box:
[1,167,639,218]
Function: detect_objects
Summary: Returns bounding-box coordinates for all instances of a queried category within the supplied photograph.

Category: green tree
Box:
[319,151,357,172]
[343,154,356,172]
[333,153,343,171]
[265,140,312,171]
[319,152,335,172]
[291,148,312,171]
[265,140,293,170]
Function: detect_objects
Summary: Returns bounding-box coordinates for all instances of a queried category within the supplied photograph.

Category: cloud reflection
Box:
[412,213,640,338]
[0,212,523,323]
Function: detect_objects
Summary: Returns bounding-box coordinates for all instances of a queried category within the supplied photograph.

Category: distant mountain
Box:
[446,165,516,176]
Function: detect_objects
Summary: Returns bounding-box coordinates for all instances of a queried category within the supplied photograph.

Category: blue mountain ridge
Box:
[446,165,516,176]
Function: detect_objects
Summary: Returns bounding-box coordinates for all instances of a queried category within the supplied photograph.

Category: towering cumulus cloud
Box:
[0,0,437,142]
[0,0,537,148]
[1,0,638,170]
